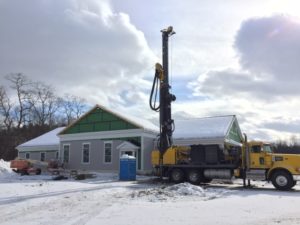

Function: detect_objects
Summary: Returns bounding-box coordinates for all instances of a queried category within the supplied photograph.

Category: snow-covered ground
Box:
[1,159,300,225]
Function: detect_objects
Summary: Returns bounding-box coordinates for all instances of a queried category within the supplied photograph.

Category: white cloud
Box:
[235,15,300,81]
[190,16,300,99]
[0,0,157,114]
[183,15,300,141]
[2,1,300,142]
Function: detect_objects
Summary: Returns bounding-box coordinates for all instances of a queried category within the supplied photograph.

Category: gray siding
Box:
[45,151,57,161]
[18,152,26,159]
[143,136,155,171]
[60,139,125,171]
[18,151,58,161]
[59,133,157,172]
[27,152,40,160]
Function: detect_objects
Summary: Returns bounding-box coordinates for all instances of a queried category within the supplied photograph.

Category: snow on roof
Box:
[117,141,139,150]
[17,127,65,148]
[114,109,159,133]
[173,115,235,139]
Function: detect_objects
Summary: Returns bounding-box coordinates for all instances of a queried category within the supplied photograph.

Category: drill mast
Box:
[149,26,176,169]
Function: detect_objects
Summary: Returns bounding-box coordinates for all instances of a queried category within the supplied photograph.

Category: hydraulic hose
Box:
[149,68,161,112]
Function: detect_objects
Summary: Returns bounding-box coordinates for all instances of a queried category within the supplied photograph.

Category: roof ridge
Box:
[176,115,236,120]
[95,104,144,129]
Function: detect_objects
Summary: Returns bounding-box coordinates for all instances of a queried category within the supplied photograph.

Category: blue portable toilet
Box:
[119,154,136,181]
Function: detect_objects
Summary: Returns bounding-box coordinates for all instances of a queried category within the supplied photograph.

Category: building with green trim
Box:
[16,103,244,174]
[173,115,244,148]
[58,105,159,173]
[57,105,243,173]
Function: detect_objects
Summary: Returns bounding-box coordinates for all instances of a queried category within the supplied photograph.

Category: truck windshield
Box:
[263,145,272,153]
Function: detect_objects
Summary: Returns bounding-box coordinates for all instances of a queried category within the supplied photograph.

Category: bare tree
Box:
[290,135,298,147]
[0,86,14,130]
[0,72,90,160]
[71,95,86,119]
[6,73,32,128]
[29,82,60,127]
[60,94,87,125]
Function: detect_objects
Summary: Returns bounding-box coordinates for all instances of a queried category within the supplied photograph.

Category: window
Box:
[251,145,262,153]
[263,145,273,153]
[63,145,70,163]
[104,142,112,163]
[25,152,30,159]
[82,143,90,163]
[40,152,46,161]
[56,151,59,159]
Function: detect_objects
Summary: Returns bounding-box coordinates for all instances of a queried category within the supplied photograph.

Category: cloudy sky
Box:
[1,0,300,141]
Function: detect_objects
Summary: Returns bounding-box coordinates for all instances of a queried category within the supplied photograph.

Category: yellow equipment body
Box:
[152,146,190,166]
[152,141,300,190]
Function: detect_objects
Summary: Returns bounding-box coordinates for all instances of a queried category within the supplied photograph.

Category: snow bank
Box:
[166,182,205,196]
[131,182,229,202]
[0,159,18,179]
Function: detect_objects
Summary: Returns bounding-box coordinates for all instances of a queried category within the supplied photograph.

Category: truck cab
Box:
[247,141,273,169]
[244,141,300,190]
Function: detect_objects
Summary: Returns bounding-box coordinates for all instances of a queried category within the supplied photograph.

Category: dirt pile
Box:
[131,182,229,202]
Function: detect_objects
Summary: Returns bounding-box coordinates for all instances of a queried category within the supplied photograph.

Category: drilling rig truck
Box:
[150,26,300,191]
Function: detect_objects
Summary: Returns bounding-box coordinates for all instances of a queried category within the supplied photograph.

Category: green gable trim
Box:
[62,107,139,134]
[227,120,243,143]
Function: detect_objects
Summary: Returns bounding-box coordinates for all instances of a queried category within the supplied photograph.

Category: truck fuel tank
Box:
[204,169,232,179]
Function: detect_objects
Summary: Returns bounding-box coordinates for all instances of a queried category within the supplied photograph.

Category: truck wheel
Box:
[20,170,28,176]
[271,170,293,191]
[170,168,185,183]
[36,168,41,175]
[187,169,201,185]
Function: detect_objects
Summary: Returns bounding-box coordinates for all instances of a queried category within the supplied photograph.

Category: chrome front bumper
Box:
[293,175,300,181]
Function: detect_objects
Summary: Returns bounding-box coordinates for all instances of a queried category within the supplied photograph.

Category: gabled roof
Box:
[117,141,139,150]
[17,127,65,151]
[173,115,242,141]
[59,104,159,135]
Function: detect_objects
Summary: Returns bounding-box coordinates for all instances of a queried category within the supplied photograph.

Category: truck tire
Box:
[20,170,28,176]
[271,170,293,191]
[187,169,201,185]
[170,168,185,183]
[36,168,42,175]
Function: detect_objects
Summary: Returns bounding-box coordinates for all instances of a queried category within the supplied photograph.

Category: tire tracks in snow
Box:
[0,184,129,225]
